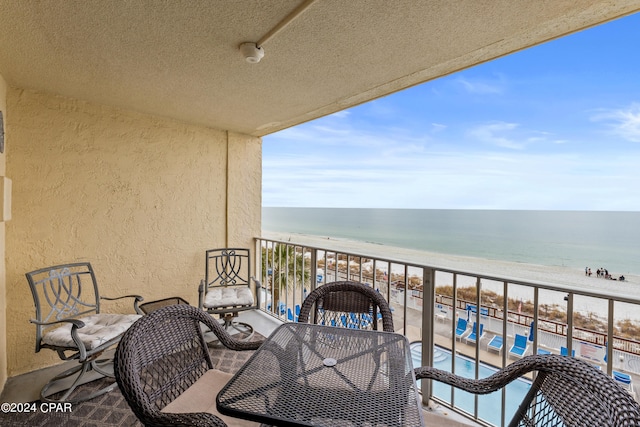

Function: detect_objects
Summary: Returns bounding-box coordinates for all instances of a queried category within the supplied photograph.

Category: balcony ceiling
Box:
[1,1,639,137]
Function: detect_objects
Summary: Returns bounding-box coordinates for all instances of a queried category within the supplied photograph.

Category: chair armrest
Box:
[30,318,86,328]
[101,294,144,314]
[251,276,263,288]
[198,279,205,308]
[199,310,264,351]
[31,318,92,358]
[251,276,262,306]
[415,355,542,395]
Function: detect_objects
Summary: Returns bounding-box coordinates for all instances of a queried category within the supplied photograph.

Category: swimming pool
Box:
[411,343,532,426]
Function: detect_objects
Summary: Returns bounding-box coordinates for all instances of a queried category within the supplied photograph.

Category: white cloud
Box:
[309,125,352,136]
[591,104,640,142]
[263,100,640,210]
[266,116,435,152]
[263,131,640,210]
[468,122,564,150]
[329,110,351,119]
[468,122,524,149]
[431,123,447,133]
[455,76,505,95]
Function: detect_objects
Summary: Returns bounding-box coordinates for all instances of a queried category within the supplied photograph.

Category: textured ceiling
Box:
[1,1,639,137]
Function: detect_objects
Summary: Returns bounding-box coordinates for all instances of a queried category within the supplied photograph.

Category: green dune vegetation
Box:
[436,285,640,340]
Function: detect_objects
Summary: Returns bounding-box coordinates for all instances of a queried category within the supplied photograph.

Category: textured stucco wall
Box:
[4,88,261,375]
[0,74,7,389]
[227,132,262,248]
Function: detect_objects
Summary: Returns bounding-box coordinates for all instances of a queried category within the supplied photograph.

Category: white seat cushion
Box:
[42,313,141,349]
[204,287,254,309]
[161,369,259,426]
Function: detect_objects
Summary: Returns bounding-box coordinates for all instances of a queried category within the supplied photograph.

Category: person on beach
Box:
[588,267,592,277]
[585,267,588,276]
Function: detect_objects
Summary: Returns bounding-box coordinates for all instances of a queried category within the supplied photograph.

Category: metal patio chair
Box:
[114,304,263,427]
[25,262,144,403]
[415,354,640,426]
[297,280,395,332]
[198,248,261,338]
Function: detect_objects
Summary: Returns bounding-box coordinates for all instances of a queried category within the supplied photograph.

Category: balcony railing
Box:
[255,236,640,427]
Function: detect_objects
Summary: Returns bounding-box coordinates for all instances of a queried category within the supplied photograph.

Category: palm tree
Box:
[261,243,311,314]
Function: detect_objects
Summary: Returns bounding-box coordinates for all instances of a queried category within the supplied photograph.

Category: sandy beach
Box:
[262,231,640,306]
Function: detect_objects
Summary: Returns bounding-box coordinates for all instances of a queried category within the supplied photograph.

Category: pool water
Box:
[411,343,532,426]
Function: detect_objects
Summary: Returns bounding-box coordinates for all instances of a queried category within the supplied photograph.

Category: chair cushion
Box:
[204,287,254,309]
[161,369,259,426]
[42,313,141,350]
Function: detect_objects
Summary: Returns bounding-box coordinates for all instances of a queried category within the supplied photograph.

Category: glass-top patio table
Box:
[216,322,425,426]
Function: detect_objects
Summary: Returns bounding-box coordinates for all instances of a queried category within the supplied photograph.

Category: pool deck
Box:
[399,306,639,401]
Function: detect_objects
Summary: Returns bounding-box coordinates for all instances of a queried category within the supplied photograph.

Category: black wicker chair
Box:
[114,304,263,427]
[26,262,144,403]
[415,354,640,426]
[297,281,395,332]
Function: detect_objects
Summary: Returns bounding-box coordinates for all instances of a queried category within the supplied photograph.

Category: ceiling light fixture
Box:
[239,0,317,64]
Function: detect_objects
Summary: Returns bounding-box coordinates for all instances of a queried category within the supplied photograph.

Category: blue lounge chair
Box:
[509,334,528,358]
[454,318,468,341]
[465,322,484,344]
[537,348,552,355]
[613,371,634,392]
[560,346,576,357]
[487,335,503,354]
[287,308,295,322]
[278,301,286,315]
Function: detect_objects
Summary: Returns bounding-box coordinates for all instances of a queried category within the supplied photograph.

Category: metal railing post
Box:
[566,293,574,354]
[421,267,435,405]
[310,248,318,292]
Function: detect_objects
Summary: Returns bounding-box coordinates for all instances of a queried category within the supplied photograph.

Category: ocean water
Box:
[262,208,640,275]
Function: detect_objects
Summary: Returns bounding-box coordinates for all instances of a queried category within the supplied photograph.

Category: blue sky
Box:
[263,13,640,210]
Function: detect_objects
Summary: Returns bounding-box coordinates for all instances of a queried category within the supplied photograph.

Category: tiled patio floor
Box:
[0,311,479,427]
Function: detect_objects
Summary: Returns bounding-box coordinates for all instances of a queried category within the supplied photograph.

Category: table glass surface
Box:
[216,323,424,426]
